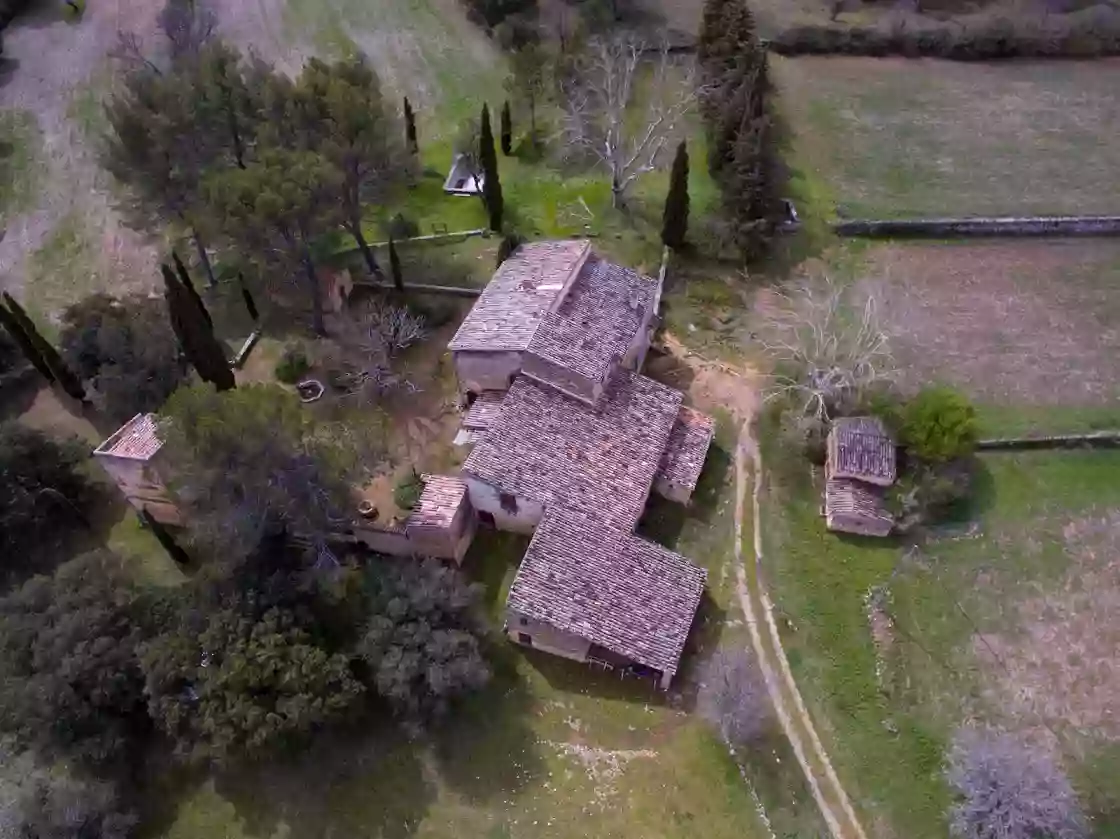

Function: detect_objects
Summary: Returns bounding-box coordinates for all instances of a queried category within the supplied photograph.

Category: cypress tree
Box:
[500,100,513,156]
[172,249,212,329]
[238,272,260,322]
[388,236,403,292]
[403,97,418,156]
[0,299,54,383]
[1,292,85,400]
[162,264,235,391]
[661,141,691,250]
[479,104,504,232]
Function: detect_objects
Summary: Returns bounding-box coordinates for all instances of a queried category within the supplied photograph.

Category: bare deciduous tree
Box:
[945,727,1088,839]
[327,300,426,402]
[560,35,699,207]
[697,646,773,747]
[758,276,894,420]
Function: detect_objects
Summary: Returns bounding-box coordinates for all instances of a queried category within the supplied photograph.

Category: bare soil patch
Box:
[972,510,1120,744]
[865,241,1120,405]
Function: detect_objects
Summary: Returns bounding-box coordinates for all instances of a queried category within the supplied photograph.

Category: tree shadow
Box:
[0,55,19,90]
[213,720,436,839]
[0,371,40,421]
[430,645,545,803]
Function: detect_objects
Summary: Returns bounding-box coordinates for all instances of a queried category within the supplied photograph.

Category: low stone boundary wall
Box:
[833,216,1120,239]
[978,431,1120,451]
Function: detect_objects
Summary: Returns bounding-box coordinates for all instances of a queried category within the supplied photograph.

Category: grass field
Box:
[0,109,43,224]
[775,57,1120,218]
[759,415,1120,839]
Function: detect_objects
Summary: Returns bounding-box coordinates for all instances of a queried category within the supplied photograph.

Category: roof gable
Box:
[507,507,706,676]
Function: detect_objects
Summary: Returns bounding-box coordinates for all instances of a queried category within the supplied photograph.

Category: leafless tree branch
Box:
[559,35,700,207]
[756,275,895,420]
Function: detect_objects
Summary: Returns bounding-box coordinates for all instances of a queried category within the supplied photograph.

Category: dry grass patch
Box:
[864,241,1120,407]
[972,509,1120,744]
[775,57,1120,218]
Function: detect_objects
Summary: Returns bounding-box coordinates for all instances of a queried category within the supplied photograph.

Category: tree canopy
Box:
[59,293,187,422]
[0,423,99,581]
[0,552,151,768]
[204,148,342,335]
[140,532,364,764]
[358,559,491,721]
[158,383,367,557]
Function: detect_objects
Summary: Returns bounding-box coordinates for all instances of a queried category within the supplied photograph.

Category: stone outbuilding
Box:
[824,416,897,537]
[92,413,181,525]
[505,507,706,690]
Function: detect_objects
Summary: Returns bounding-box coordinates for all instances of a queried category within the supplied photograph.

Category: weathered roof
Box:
[526,258,656,385]
[406,474,469,531]
[463,369,683,531]
[448,240,591,352]
[462,391,506,432]
[93,413,164,460]
[507,507,706,678]
[824,478,894,537]
[827,416,896,486]
[657,406,716,494]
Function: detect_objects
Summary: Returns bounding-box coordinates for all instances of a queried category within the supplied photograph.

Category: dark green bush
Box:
[385,213,420,241]
[274,344,310,384]
[899,386,978,464]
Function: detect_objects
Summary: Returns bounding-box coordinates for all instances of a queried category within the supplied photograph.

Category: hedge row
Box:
[767,17,1120,59]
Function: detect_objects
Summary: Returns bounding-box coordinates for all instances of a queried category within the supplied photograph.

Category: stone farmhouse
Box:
[823,416,897,537]
[447,240,715,688]
[92,239,715,689]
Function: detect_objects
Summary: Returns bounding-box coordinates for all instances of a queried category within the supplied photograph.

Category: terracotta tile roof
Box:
[508,507,706,677]
[462,391,506,431]
[827,416,897,486]
[93,413,164,460]
[463,369,683,531]
[406,474,468,530]
[526,258,655,384]
[448,240,591,352]
[824,478,894,537]
[657,406,716,494]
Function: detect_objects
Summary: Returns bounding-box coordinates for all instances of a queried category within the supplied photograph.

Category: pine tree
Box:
[389,236,403,292]
[0,299,54,383]
[479,104,504,232]
[162,264,235,391]
[661,140,690,250]
[500,100,513,156]
[238,272,259,322]
[172,249,212,329]
[1,292,85,401]
[403,97,418,156]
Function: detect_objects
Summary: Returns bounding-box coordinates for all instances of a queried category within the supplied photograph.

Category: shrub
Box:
[945,727,1088,839]
[779,409,828,465]
[893,460,973,531]
[393,469,424,511]
[274,343,310,384]
[899,386,977,464]
[385,213,420,241]
[408,296,460,330]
